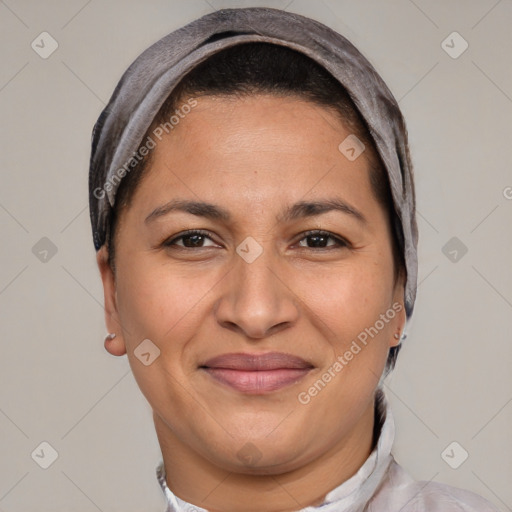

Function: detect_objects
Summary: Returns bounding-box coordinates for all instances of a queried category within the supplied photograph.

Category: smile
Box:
[200,352,314,394]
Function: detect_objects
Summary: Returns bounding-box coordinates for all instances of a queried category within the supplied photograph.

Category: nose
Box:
[214,246,300,340]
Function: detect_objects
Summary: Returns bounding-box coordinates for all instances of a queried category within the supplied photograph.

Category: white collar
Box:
[156,388,394,512]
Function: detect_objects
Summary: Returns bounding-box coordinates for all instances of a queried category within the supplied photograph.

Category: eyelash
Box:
[162,229,349,251]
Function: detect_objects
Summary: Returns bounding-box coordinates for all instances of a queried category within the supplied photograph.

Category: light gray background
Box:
[1,0,511,511]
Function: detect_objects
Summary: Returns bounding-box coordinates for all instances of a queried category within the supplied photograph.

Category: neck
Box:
[154,399,376,512]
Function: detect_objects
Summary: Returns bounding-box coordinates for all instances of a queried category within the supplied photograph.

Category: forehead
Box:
[170,94,349,152]
[129,94,378,220]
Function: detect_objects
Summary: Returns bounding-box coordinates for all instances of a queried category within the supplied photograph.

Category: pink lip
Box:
[200,352,314,394]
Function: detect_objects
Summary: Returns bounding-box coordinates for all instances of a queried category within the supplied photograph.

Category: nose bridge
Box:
[236,239,281,299]
[215,237,299,338]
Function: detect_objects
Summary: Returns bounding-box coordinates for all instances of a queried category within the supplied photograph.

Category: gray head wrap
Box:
[88,7,418,318]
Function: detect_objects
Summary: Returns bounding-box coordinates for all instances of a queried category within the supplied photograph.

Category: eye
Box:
[163,230,219,249]
[161,229,349,251]
[296,230,349,249]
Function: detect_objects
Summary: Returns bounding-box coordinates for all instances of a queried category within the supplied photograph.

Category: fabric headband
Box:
[88,6,418,318]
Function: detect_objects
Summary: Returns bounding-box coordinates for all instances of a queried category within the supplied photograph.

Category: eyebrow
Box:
[144,197,367,225]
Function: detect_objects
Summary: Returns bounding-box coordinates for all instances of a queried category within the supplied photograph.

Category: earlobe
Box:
[389,268,407,348]
[389,298,406,348]
[390,297,406,349]
[390,329,403,348]
[96,246,127,356]
[103,332,126,356]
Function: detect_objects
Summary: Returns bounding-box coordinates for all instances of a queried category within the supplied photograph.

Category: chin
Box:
[205,431,315,475]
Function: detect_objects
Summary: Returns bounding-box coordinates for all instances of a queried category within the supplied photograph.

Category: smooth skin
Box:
[97,94,405,512]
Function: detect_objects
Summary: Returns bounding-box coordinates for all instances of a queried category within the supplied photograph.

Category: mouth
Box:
[199,352,314,394]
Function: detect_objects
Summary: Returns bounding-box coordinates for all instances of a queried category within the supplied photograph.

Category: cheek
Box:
[293,261,394,414]
[294,255,396,392]
[116,242,394,347]
[300,256,394,334]
[113,256,218,411]
[115,254,222,349]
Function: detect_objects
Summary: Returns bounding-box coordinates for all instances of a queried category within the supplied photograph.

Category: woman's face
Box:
[98,94,405,475]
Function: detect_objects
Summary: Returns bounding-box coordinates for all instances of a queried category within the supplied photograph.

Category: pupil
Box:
[309,235,327,247]
[184,234,203,247]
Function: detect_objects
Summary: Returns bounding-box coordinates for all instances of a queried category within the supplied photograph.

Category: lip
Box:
[200,352,314,394]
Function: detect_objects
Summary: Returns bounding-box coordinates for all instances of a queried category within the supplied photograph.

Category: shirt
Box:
[156,389,500,511]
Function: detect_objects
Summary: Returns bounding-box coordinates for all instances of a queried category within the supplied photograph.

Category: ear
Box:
[96,245,127,356]
[389,267,407,348]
